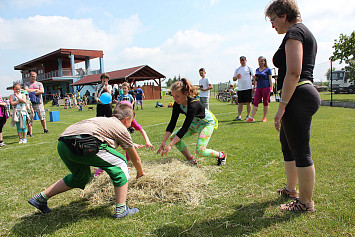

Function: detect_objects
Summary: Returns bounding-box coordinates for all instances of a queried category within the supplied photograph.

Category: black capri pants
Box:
[280,83,321,167]
[96,103,112,117]
[0,116,6,133]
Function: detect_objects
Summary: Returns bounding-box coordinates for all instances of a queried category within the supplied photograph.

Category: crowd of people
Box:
[1,0,321,219]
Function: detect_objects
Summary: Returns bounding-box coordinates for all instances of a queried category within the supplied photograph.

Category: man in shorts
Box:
[24,71,49,133]
[232,56,254,121]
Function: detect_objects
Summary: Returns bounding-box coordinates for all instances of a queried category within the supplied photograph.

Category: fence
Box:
[313,59,354,108]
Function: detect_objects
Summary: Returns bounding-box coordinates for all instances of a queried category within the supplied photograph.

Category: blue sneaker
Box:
[113,206,139,219]
[28,197,53,214]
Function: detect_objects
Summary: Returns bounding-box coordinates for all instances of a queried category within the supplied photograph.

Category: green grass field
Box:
[319,92,355,103]
[0,98,354,236]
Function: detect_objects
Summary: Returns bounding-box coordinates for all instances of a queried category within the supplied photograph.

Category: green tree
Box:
[330,31,355,81]
[165,78,173,87]
[165,75,180,87]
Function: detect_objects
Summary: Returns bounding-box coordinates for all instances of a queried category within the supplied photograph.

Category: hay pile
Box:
[82,158,210,206]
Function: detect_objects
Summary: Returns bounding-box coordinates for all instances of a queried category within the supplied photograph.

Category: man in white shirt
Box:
[198,68,213,110]
[232,56,254,121]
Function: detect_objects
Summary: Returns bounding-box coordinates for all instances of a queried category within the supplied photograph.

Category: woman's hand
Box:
[274,106,285,132]
[161,144,173,156]
[156,142,165,155]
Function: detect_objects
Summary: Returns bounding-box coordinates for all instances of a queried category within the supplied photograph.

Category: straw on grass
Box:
[82,158,210,206]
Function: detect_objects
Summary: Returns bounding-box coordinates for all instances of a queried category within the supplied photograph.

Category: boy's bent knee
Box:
[63,174,91,190]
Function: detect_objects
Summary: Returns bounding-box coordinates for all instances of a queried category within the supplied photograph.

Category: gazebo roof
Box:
[71,65,165,86]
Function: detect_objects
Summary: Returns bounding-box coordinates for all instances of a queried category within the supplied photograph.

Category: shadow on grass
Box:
[11,199,112,236]
[218,119,262,126]
[3,134,22,140]
[154,198,300,237]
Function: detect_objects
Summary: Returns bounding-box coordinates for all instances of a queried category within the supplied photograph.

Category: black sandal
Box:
[277,185,298,199]
[280,199,315,212]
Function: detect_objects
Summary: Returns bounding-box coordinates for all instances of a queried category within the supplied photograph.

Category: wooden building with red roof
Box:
[72,65,166,100]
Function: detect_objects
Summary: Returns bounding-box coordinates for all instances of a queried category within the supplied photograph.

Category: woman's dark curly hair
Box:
[265,0,301,23]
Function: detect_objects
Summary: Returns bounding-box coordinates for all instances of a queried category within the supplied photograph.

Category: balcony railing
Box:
[22,69,99,82]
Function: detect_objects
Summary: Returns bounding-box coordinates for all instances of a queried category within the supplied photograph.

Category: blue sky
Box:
[1,0,354,96]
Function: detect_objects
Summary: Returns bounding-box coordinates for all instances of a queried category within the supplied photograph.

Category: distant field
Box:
[319,92,355,103]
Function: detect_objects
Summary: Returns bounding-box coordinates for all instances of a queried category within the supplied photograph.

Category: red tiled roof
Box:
[72,65,165,86]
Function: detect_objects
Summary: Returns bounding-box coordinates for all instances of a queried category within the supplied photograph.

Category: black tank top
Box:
[273,23,317,91]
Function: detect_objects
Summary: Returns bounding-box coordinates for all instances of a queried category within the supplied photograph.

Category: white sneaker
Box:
[0,142,7,147]
[19,139,23,144]
[23,139,27,144]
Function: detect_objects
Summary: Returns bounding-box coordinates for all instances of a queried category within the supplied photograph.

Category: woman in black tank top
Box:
[265,0,321,213]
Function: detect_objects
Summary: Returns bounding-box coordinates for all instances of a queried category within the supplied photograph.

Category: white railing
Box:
[22,69,100,82]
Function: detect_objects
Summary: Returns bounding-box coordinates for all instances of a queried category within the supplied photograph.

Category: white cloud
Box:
[162,30,223,54]
[109,14,143,44]
[114,30,224,84]
[0,14,143,53]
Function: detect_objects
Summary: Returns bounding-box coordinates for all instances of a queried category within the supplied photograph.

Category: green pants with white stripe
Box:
[58,141,130,189]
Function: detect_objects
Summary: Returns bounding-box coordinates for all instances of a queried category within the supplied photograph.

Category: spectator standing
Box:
[232,56,254,121]
[10,83,28,143]
[95,73,113,117]
[24,71,49,133]
[76,90,81,100]
[0,93,9,147]
[114,88,120,101]
[198,68,213,110]
[119,84,124,96]
[117,82,135,105]
[82,95,87,106]
[246,56,273,122]
[128,86,135,99]
[72,93,78,109]
[265,0,320,212]
[134,85,145,110]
